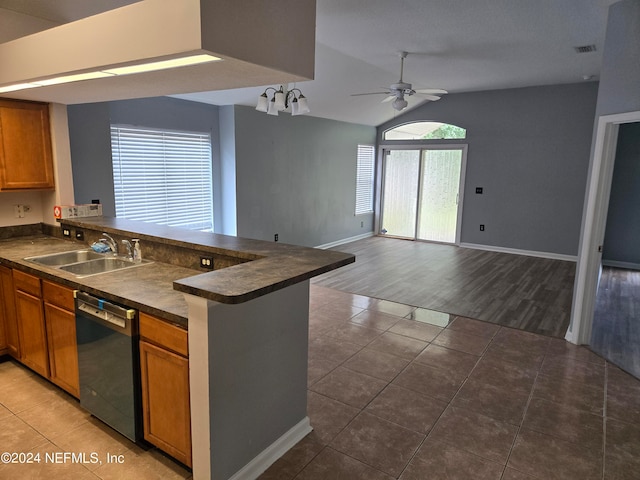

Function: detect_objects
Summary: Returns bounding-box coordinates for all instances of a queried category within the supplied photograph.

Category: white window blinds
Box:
[111,125,214,231]
[355,144,375,215]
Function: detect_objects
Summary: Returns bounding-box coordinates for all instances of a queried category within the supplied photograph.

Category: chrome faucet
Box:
[121,240,133,261]
[100,233,118,255]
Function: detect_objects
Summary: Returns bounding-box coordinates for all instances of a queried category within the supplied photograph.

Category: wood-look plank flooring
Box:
[591,267,640,378]
[313,236,576,337]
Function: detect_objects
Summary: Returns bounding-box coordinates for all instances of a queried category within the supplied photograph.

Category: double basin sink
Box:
[25,249,152,278]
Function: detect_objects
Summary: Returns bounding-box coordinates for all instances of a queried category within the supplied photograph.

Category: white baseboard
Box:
[460,242,577,262]
[602,259,640,271]
[315,231,374,249]
[228,417,312,480]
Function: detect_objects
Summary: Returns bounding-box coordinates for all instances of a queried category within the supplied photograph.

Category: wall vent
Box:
[574,45,597,54]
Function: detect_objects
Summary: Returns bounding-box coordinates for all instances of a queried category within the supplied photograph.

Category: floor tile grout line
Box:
[500,363,544,480]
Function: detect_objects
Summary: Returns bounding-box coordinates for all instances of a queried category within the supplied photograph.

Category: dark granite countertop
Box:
[0,234,198,327]
[63,217,355,304]
[1,218,354,325]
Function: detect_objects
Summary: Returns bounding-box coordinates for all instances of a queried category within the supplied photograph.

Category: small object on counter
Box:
[90,241,111,254]
[133,239,142,263]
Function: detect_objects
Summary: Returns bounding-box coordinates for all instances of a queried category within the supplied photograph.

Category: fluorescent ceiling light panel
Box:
[103,54,221,75]
[0,54,222,93]
[0,83,40,93]
[34,71,115,86]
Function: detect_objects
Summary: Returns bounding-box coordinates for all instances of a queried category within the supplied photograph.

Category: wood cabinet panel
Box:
[42,280,75,311]
[0,99,54,190]
[44,302,79,397]
[15,289,49,377]
[13,269,42,297]
[140,312,188,357]
[140,340,192,467]
[0,266,20,358]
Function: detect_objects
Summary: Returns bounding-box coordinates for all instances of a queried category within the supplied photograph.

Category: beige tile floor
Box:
[1,284,639,479]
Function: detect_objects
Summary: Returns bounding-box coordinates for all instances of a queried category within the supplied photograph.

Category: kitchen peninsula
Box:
[0,217,354,480]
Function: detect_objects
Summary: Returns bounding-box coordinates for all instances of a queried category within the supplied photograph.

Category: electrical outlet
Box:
[200,256,214,270]
[360,221,364,228]
[75,230,84,241]
[62,228,71,238]
[480,224,485,231]
[274,233,279,242]
[13,205,25,218]
[476,187,483,194]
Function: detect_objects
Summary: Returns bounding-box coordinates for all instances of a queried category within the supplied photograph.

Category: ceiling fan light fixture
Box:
[392,98,408,111]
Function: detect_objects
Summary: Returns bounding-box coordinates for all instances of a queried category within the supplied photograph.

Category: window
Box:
[111,125,214,231]
[383,121,466,140]
[355,145,375,215]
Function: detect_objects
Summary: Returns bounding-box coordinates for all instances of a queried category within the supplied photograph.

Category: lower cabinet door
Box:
[15,289,49,377]
[0,266,19,358]
[140,340,192,467]
[44,302,79,398]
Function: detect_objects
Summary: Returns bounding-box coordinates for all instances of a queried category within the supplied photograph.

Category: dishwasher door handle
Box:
[78,302,127,329]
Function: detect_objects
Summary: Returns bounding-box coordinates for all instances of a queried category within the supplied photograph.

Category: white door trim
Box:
[567,111,640,345]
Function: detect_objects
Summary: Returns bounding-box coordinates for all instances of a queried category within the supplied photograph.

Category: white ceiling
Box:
[0,0,614,126]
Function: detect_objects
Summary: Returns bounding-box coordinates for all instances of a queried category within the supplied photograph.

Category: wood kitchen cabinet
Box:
[0,265,20,358]
[0,99,54,190]
[11,270,79,397]
[139,312,191,467]
[13,270,49,377]
[43,280,79,397]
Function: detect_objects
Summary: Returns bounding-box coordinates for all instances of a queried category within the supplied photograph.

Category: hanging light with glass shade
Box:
[256,85,310,116]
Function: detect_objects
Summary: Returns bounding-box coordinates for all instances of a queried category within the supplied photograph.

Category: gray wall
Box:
[68,98,376,247]
[68,97,223,228]
[377,82,598,256]
[233,105,377,246]
[598,0,640,267]
[603,123,640,266]
[593,0,640,117]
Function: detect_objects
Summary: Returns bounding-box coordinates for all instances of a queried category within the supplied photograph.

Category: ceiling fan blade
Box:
[415,88,448,95]
[417,94,442,101]
[381,95,396,103]
[350,91,391,97]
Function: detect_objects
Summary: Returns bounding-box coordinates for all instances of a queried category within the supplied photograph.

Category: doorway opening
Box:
[568,111,640,347]
[379,145,467,244]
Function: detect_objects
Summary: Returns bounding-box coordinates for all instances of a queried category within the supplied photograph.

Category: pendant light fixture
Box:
[256,85,310,116]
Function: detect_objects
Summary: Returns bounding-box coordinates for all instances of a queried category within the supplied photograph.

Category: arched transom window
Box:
[384,121,466,140]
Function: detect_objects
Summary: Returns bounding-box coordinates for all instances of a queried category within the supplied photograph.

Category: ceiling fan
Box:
[351,51,447,111]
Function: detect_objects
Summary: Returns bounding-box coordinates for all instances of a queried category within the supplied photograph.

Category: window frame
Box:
[110,124,214,232]
[355,144,375,215]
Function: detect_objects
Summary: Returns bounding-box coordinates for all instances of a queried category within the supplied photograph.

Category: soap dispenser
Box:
[132,239,142,263]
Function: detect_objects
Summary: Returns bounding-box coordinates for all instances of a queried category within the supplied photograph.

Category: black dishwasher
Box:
[75,291,141,442]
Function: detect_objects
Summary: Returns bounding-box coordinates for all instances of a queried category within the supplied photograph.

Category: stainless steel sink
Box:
[25,249,152,277]
[59,257,151,277]
[25,249,104,266]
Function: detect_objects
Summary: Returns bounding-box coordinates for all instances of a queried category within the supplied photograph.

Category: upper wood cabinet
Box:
[0,99,54,190]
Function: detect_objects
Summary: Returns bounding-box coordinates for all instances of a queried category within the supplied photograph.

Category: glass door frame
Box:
[376,144,468,245]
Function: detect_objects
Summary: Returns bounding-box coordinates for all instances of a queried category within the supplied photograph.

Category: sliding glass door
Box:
[380,146,466,244]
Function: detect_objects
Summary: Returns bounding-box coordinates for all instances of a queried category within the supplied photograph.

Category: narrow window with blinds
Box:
[111,125,214,231]
[355,144,375,215]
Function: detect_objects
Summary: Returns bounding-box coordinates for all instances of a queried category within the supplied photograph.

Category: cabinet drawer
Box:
[42,281,75,311]
[13,270,42,297]
[139,313,188,357]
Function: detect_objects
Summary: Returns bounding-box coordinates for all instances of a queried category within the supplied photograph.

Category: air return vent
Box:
[574,45,597,54]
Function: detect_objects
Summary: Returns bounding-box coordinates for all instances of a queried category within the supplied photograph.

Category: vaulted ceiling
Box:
[0,0,614,126]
